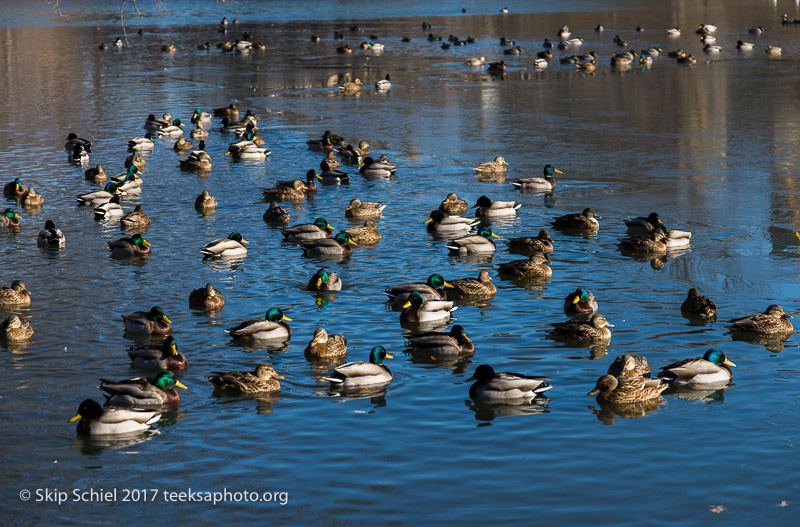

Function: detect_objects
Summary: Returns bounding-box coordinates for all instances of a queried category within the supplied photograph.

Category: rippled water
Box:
[3,0,800,524]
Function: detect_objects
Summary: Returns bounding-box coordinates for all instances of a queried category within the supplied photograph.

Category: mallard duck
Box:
[618,231,667,253]
[190,108,211,125]
[36,220,65,248]
[677,54,697,65]
[439,193,468,215]
[194,190,217,212]
[180,142,212,171]
[143,113,167,132]
[94,195,123,222]
[344,219,380,244]
[338,144,363,165]
[400,291,457,323]
[189,283,225,310]
[505,230,554,254]
[213,103,239,119]
[156,119,185,138]
[219,117,246,134]
[322,150,341,170]
[445,226,500,254]
[64,132,92,153]
[385,273,453,304]
[345,198,386,219]
[697,24,717,34]
[564,287,598,315]
[123,306,171,335]
[281,217,334,242]
[487,60,507,72]
[425,210,478,236]
[125,152,147,173]
[749,26,764,34]
[173,137,193,152]
[84,164,107,181]
[658,349,736,387]
[359,157,396,178]
[701,34,718,44]
[262,180,306,201]
[549,314,613,344]
[112,169,143,195]
[68,399,159,435]
[306,130,340,151]
[736,40,754,51]
[100,372,187,407]
[642,47,662,57]
[666,28,681,37]
[465,56,486,66]
[375,74,391,90]
[668,49,687,59]
[607,353,651,378]
[765,45,782,56]
[20,188,42,207]
[558,25,571,38]
[263,201,290,222]
[3,178,29,199]
[0,314,33,341]
[703,44,721,54]
[0,280,30,306]
[324,346,393,387]
[307,268,342,291]
[226,307,292,341]
[625,212,662,233]
[226,140,270,160]
[1,208,21,228]
[127,134,154,154]
[406,324,474,359]
[681,288,717,319]
[318,161,350,183]
[566,37,584,46]
[449,270,496,297]
[305,327,348,359]
[510,164,562,191]
[339,79,362,94]
[108,233,151,258]
[729,305,793,335]
[120,205,150,230]
[190,122,209,139]
[468,364,552,400]
[473,196,521,217]
[537,49,553,60]
[201,232,249,257]
[206,364,283,393]
[474,156,509,173]
[277,170,321,193]
[128,336,186,370]
[76,182,124,206]
[588,374,666,403]
[503,45,523,55]
[498,252,552,280]
[611,55,633,67]
[301,232,357,258]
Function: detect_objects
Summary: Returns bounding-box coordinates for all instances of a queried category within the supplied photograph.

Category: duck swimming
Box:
[1,208,21,228]
[445,226,500,254]
[498,252,552,280]
[128,336,187,370]
[658,349,735,388]
[505,230,554,254]
[305,327,348,359]
[0,280,30,306]
[201,232,249,258]
[99,371,187,407]
[68,399,159,436]
[281,217,335,242]
[301,232,357,258]
[729,304,793,336]
[439,193,468,215]
[307,268,342,291]
[406,324,474,359]
[425,209,478,236]
[563,287,598,315]
[226,307,292,341]
[206,364,284,393]
[400,291,457,323]
[549,314,613,345]
[509,164,562,191]
[345,198,386,219]
[448,270,496,298]
[123,306,171,335]
[108,233,151,258]
[385,273,453,305]
[189,283,225,310]
[324,346,393,387]
[468,364,552,400]
[681,288,717,319]
[588,374,666,403]
[1,314,33,341]
[36,220,66,248]
[473,196,521,217]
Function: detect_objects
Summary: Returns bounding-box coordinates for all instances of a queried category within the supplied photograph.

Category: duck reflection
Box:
[467,397,551,422]
[663,385,729,403]
[729,331,791,353]
[588,396,665,425]
[75,429,161,455]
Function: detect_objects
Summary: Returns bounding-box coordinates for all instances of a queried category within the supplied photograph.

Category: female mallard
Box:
[339,79,362,94]
[505,230,554,254]
[122,306,171,335]
[206,364,283,393]
[262,180,306,201]
[729,304,793,335]
[190,122,209,139]
[618,231,667,253]
[120,205,150,230]
[474,156,509,173]
[127,336,186,370]
[765,45,782,56]
[64,132,92,154]
[658,349,736,387]
[189,283,225,310]
[0,314,33,341]
[344,219,380,244]
[226,307,292,341]
[439,193,468,215]
[607,353,651,378]
[173,137,193,152]
[1,208,21,228]
[307,268,342,291]
[552,208,600,231]
[473,196,521,217]
[3,178,29,199]
[68,399,159,435]
[406,324,475,359]
[510,164,562,191]
[125,151,147,172]
[201,232,248,257]
[85,164,107,181]
[263,201,290,223]
[468,364,552,400]
[588,374,666,403]
[36,220,65,248]
[194,190,217,212]
[564,287,598,315]
[94,195,123,220]
[449,270,496,297]
[359,157,397,178]
[0,280,30,306]
[99,372,187,407]
[127,133,154,151]
[214,103,239,119]
[425,209,478,236]
[681,288,717,319]
[549,314,613,344]
[385,273,453,304]
[465,56,486,66]
[345,198,386,219]
[156,119,185,138]
[108,233,151,258]
[322,150,341,170]
[324,346,393,387]
[305,327,348,359]
[487,60,507,72]
[281,217,334,242]
[277,170,321,193]
[301,232,357,258]
[445,226,500,254]
[76,182,123,206]
[400,291,457,323]
[22,188,43,207]
[498,252,552,280]
[319,161,350,183]
[677,54,697,65]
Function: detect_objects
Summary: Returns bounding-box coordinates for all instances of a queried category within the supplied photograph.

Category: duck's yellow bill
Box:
[554,169,563,174]
[587,388,599,395]
[424,218,433,224]
[175,381,188,389]
[225,150,231,155]
[13,213,21,219]
[348,239,358,246]
[273,373,285,380]
[724,358,736,367]
[443,282,454,289]
[401,301,412,309]
[162,316,172,324]
[170,345,179,355]
[241,239,250,244]
[316,278,323,287]
[384,353,394,359]
[572,296,580,304]
[282,315,293,321]
[491,233,501,238]
[68,413,82,423]
[327,224,335,230]
[143,239,151,246]
[314,173,323,180]
[466,374,476,382]
[462,333,471,342]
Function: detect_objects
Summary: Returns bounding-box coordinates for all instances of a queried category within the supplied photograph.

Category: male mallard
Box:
[375,74,391,90]
[445,226,500,254]
[3,178,29,199]
[68,399,159,435]
[94,195,123,220]
[473,196,521,217]
[112,168,143,195]
[655,223,692,249]
[307,130,342,151]
[345,198,386,219]
[64,132,92,154]
[549,314,613,344]
[100,372,187,407]
[666,28,681,37]
[324,346,393,387]
[425,209,478,236]
[400,291,457,323]
[1,208,21,228]
[128,336,186,370]
[307,268,342,291]
[359,157,397,178]
[262,201,290,223]
[301,232,357,258]
[70,145,89,165]
[510,164,562,191]
[144,113,171,132]
[76,182,124,206]
[498,252,552,280]
[0,280,30,306]
[226,307,292,341]
[506,230,555,254]
[319,161,350,183]
[344,219,381,244]
[189,283,225,310]
[503,45,523,55]
[487,60,507,72]
[449,270,496,298]
[262,179,306,201]
[338,144,363,164]
[206,364,283,393]
[564,287,598,315]
[681,288,717,319]
[36,220,66,248]
[607,353,651,378]
[120,205,150,230]
[467,364,552,400]
[0,314,33,341]
[385,273,453,304]
[108,233,151,258]
[618,231,667,253]
[156,119,185,138]
[226,140,270,160]
[729,304,793,335]
[281,217,334,242]
[703,44,721,54]
[190,108,211,125]
[201,232,249,257]
[474,156,509,173]
[277,170,321,193]
[406,324,475,359]
[128,133,154,151]
[123,306,172,335]
[305,327,348,359]
[439,193,468,216]
[588,374,666,403]
[736,40,754,52]
[194,190,217,212]
[22,188,43,207]
[658,349,736,387]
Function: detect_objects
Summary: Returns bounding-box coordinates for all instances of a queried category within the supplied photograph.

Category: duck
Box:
[128,336,187,370]
[736,40,754,51]
[465,56,486,66]
[76,182,124,206]
[588,374,667,403]
[406,324,475,359]
[64,132,92,153]
[180,141,212,171]
[0,314,33,341]
[206,364,284,393]
[339,79,362,94]
[324,346,393,387]
[359,157,397,178]
[375,74,391,90]
[277,170,321,193]
[36,220,65,248]
[1,208,21,228]
[642,47,662,57]
[439,193,468,215]
[701,34,717,44]
[666,28,681,37]
[505,230,555,254]
[487,60,507,72]
[338,144,362,165]
[263,201,290,222]
[318,161,350,183]
[510,164,562,191]
[765,45,782,56]
[307,268,342,291]
[681,288,717,319]
[498,252,552,280]
[549,314,613,344]
[93,195,123,220]
[473,196,521,217]
[305,327,348,359]
[385,273,453,304]
[173,137,193,152]
[108,233,151,258]
[658,349,735,388]
[564,287,598,315]
[213,103,239,119]
[70,145,89,165]
[655,223,692,248]
[84,164,107,180]
[697,24,717,34]
[448,270,496,297]
[618,231,668,253]
[156,119,185,138]
[729,305,793,335]
[189,283,225,310]
[566,37,584,46]
[344,219,381,244]
[226,307,292,341]
[262,180,306,201]
[225,140,270,160]
[301,232,357,258]
[143,113,169,132]
[400,291,457,323]
[219,117,246,134]
[607,353,651,378]
[3,178,29,199]
[703,44,722,54]
[537,50,553,60]
[0,280,30,306]
[474,156,509,173]
[194,190,217,212]
[190,122,209,139]
[557,26,571,39]
[611,55,633,68]
[749,26,764,34]
[201,232,249,257]
[20,188,42,207]
[307,130,343,151]
[99,372,187,407]
[668,48,687,59]
[425,209,479,236]
[626,211,663,231]
[122,306,171,335]
[445,226,500,254]
[345,198,386,219]
[336,44,352,54]
[467,364,552,400]
[677,54,697,65]
[190,108,211,125]
[112,168,143,195]
[68,399,159,436]
[533,58,549,68]
[281,217,335,242]
[120,205,150,230]
[127,133,155,151]
[323,150,341,170]
[503,45,523,55]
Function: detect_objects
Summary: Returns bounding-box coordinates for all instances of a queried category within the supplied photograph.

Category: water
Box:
[3,0,800,524]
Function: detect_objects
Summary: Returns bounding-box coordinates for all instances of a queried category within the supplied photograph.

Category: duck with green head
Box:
[206,364,284,393]
[1,208,21,228]
[281,217,335,242]
[400,291,457,323]
[564,287,598,315]
[100,371,187,407]
[226,307,292,341]
[510,164,562,191]
[406,324,475,359]
[425,209,478,236]
[68,399,160,435]
[324,346,393,387]
[467,364,552,400]
[201,232,249,257]
[384,273,453,305]
[445,226,500,254]
[473,195,521,217]
[301,232,357,258]
[156,118,185,137]
[128,337,186,370]
[76,182,124,205]
[307,268,342,291]
[3,178,29,199]
[112,166,143,195]
[278,170,322,193]
[108,233,151,258]
[123,306,171,335]
[658,349,736,388]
